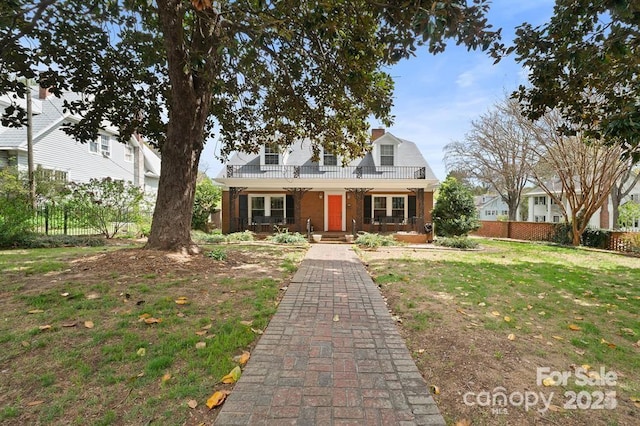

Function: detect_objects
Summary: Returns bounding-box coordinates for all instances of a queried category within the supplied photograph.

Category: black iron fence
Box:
[30,203,141,236]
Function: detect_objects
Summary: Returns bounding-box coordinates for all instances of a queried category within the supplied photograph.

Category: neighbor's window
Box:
[323,152,338,166]
[100,135,111,157]
[124,145,134,162]
[553,215,561,223]
[533,196,546,205]
[89,138,99,153]
[251,197,265,218]
[380,144,394,166]
[534,215,546,222]
[264,146,279,165]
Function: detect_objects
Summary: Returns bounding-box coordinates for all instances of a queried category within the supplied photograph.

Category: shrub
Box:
[0,168,33,247]
[192,175,221,231]
[66,178,145,238]
[432,176,479,237]
[354,232,397,249]
[12,234,105,248]
[435,236,479,249]
[267,228,308,245]
[581,228,610,249]
[226,231,255,242]
[206,247,227,261]
[191,230,227,244]
[552,223,573,245]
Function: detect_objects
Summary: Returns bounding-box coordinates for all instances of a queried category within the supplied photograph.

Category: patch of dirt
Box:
[364,247,639,426]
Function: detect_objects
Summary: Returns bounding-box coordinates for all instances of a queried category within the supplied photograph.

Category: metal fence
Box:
[30,203,141,236]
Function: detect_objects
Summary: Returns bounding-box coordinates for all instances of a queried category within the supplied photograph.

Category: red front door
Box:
[328,195,342,231]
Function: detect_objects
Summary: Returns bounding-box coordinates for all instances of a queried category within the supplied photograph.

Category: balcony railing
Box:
[225,165,427,180]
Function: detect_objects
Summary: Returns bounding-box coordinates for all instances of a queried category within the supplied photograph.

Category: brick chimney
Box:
[39,86,51,100]
[371,128,385,141]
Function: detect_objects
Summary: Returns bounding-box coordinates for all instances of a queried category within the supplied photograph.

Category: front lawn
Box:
[0,242,305,425]
[361,239,639,426]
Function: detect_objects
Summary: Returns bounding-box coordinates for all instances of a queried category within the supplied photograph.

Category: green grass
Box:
[364,238,640,424]
[0,243,306,425]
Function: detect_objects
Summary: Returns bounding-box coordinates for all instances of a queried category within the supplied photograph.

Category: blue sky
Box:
[201,0,556,181]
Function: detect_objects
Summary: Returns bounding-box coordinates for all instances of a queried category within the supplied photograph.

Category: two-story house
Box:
[474,194,511,221]
[0,87,161,198]
[214,129,438,236]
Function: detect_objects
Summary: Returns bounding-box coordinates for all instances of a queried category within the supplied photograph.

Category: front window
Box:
[380,144,394,166]
[323,152,337,166]
[373,197,387,220]
[391,197,404,217]
[89,139,99,153]
[264,146,279,165]
[251,197,265,218]
[270,196,284,220]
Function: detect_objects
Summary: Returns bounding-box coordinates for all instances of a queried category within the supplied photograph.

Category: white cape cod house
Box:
[214,129,439,236]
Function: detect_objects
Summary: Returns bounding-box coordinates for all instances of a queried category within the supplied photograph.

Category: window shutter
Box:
[239,195,248,220]
[286,195,294,219]
[408,195,416,218]
[364,195,372,221]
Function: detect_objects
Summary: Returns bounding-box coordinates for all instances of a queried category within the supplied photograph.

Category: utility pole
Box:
[27,85,36,209]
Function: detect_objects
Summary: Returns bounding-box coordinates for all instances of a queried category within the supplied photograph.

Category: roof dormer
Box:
[371,132,402,169]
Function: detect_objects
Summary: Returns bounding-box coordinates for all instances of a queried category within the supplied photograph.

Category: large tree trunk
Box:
[506,193,519,222]
[146,0,212,253]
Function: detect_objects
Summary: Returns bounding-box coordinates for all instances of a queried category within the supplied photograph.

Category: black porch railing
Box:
[225,165,427,180]
[232,216,426,234]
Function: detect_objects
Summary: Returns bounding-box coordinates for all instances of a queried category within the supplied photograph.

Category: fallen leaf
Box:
[137,348,146,356]
[526,305,533,310]
[333,315,340,322]
[633,340,640,348]
[206,391,228,409]
[548,404,564,412]
[568,324,581,331]
[21,341,30,347]
[26,401,44,406]
[538,311,546,316]
[477,302,486,307]
[233,351,251,366]
[574,316,583,321]
[574,349,586,356]
[221,366,242,384]
[176,312,185,318]
[60,292,69,297]
[581,364,591,371]
[533,334,543,339]
[195,342,206,349]
[552,335,564,341]
[454,419,471,426]
[456,308,470,316]
[507,333,516,341]
[491,311,500,317]
[86,293,100,300]
[201,324,212,330]
[38,325,51,331]
[240,320,253,326]
[504,316,512,322]
[139,313,151,320]
[430,385,440,395]
[187,399,198,409]
[28,309,44,314]
[161,373,171,383]
[250,328,263,335]
[621,328,636,336]
[84,321,94,329]
[175,297,189,305]
[542,377,556,386]
[195,330,207,336]
[600,338,616,349]
[61,321,77,327]
[144,317,162,324]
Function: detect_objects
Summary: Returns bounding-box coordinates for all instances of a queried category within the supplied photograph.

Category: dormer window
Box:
[323,152,338,166]
[380,144,394,166]
[264,146,279,165]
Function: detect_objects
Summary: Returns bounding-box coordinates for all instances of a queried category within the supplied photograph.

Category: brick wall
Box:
[473,221,554,241]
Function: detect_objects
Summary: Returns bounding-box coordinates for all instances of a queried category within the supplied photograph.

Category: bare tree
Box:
[527,111,628,245]
[610,162,640,229]
[444,97,537,221]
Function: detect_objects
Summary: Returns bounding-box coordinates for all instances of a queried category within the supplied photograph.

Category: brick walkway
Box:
[214,244,445,425]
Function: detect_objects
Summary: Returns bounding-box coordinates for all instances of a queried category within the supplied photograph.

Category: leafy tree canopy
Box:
[508,0,640,159]
[1,0,499,251]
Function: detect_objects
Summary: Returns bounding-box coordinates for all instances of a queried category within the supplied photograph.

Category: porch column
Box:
[528,196,534,222]
[284,187,311,233]
[409,188,425,233]
[228,187,246,233]
[547,196,552,222]
[346,188,371,234]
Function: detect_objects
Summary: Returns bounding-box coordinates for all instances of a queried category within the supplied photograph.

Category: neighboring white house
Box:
[0,86,161,197]
[474,194,511,221]
[524,179,640,230]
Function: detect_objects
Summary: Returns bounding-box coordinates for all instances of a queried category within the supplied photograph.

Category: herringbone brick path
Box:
[214,244,444,425]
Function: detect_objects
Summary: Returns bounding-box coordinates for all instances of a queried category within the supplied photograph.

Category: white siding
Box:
[32,124,136,184]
